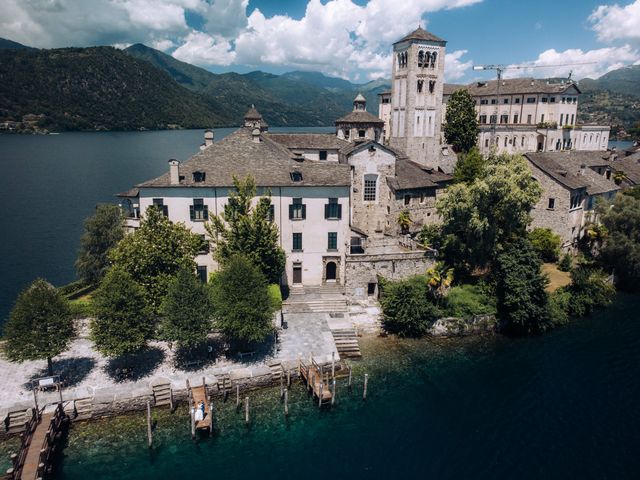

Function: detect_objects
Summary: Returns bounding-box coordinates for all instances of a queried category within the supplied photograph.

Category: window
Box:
[485,138,489,148]
[192,171,206,182]
[548,198,555,209]
[527,97,536,103]
[267,204,275,222]
[527,114,532,124]
[559,114,564,126]
[521,137,525,147]
[490,99,497,105]
[515,98,521,104]
[350,236,364,254]
[500,114,508,124]
[364,174,377,201]
[504,137,508,147]
[190,198,208,221]
[561,97,566,103]
[570,193,581,209]
[490,114,497,124]
[404,194,411,206]
[152,198,168,217]
[479,115,487,124]
[358,130,366,138]
[417,79,424,93]
[289,198,306,220]
[198,235,210,254]
[327,232,337,250]
[480,99,488,105]
[292,232,302,251]
[542,97,548,103]
[540,114,545,123]
[324,198,342,219]
[513,114,519,124]
[428,80,435,93]
[503,98,509,104]
[550,97,556,103]
[570,114,574,125]
[196,265,208,283]
[344,129,350,139]
[319,150,328,161]
[420,192,425,204]
[382,97,390,104]
[290,171,303,182]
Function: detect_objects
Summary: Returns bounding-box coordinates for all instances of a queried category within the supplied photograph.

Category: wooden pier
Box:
[4,403,67,480]
[299,359,333,405]
[187,378,213,437]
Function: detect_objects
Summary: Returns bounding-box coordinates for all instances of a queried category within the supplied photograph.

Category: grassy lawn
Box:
[542,263,571,292]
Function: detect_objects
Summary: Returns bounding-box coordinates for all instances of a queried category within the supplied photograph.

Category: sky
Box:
[2,0,640,84]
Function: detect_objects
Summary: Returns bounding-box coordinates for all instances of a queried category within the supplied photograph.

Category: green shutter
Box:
[302,204,306,219]
[189,205,195,221]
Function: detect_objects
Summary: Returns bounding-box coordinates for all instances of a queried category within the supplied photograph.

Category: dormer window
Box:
[319,150,328,161]
[358,130,366,138]
[192,171,206,182]
[290,171,303,182]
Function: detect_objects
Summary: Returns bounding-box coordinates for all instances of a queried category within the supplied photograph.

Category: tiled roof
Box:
[335,110,384,124]
[389,160,453,190]
[525,152,619,195]
[394,27,445,45]
[338,140,407,160]
[136,127,350,189]
[265,133,350,150]
[444,78,581,96]
[612,152,640,185]
[116,187,139,197]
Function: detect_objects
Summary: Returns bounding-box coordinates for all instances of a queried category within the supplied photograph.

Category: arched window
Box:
[418,50,425,67]
[495,136,500,146]
[504,137,508,147]
[428,80,435,93]
[430,51,437,68]
[364,174,377,201]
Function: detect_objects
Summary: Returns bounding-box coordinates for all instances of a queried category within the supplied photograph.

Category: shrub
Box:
[418,224,442,249]
[444,284,496,318]
[547,290,571,327]
[267,284,282,312]
[558,252,572,272]
[563,266,616,317]
[69,297,93,319]
[379,276,442,337]
[529,227,561,262]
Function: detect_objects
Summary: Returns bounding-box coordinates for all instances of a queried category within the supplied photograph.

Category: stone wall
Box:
[388,187,440,235]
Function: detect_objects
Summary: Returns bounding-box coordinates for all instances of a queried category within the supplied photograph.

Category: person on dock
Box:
[194,403,204,422]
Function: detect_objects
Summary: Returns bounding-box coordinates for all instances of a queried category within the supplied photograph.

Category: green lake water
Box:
[41,294,640,480]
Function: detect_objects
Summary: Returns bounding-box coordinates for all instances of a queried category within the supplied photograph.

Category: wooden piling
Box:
[331,379,336,406]
[280,370,284,400]
[348,364,352,389]
[190,406,195,439]
[363,373,368,401]
[223,378,228,402]
[331,352,335,379]
[169,386,174,411]
[318,383,323,408]
[244,397,250,425]
[284,388,289,417]
[146,400,153,448]
[209,403,214,437]
[236,384,240,410]
[287,369,291,388]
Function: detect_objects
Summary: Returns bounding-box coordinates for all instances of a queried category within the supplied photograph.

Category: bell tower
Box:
[389,27,447,169]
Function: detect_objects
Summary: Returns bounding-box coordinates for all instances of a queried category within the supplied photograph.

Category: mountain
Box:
[0,38,35,50]
[581,66,640,98]
[280,70,355,92]
[0,46,226,131]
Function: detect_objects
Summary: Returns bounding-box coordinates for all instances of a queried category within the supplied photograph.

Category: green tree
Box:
[2,279,75,376]
[558,252,573,272]
[160,267,212,349]
[397,210,412,234]
[425,261,454,301]
[418,224,442,249]
[109,206,202,313]
[210,254,273,345]
[562,266,616,317]
[599,194,640,290]
[437,153,542,275]
[528,227,562,262]
[444,88,479,153]
[206,176,285,284]
[379,276,442,337]
[453,147,485,184]
[91,268,154,357]
[76,204,124,285]
[493,238,551,335]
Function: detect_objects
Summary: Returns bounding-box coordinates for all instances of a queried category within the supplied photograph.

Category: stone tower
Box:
[389,27,447,168]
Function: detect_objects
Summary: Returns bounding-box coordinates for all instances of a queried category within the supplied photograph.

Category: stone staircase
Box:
[283,285,348,313]
[151,381,173,408]
[330,328,362,358]
[74,397,93,419]
[6,408,31,434]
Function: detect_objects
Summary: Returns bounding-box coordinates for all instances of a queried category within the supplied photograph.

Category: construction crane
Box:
[471,62,597,143]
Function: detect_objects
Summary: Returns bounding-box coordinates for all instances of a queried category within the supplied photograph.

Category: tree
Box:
[160,267,212,349]
[2,279,75,376]
[425,261,454,301]
[437,153,542,275]
[598,194,640,290]
[528,227,561,262]
[444,88,479,153]
[76,204,124,285]
[210,254,273,345]
[562,266,616,317]
[91,268,154,357]
[418,224,442,249]
[493,238,551,335]
[206,176,286,284]
[453,147,485,184]
[397,210,412,234]
[379,276,442,337]
[109,206,202,313]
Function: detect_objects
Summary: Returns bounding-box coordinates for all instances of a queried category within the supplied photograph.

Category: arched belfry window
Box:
[430,51,437,68]
[428,80,435,94]
[418,50,425,67]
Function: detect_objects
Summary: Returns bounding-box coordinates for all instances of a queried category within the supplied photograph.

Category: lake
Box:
[0,127,332,324]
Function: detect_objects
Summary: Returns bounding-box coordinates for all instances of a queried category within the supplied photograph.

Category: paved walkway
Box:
[0,311,348,415]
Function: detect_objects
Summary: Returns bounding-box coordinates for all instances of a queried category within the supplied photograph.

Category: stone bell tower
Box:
[389,27,447,169]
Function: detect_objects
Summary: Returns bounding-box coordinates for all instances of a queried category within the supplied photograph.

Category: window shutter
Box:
[189,205,195,221]
[289,204,294,219]
[203,205,209,221]
[302,204,306,219]
[337,204,342,219]
[324,204,329,219]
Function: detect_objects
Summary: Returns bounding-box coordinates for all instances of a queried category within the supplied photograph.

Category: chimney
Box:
[252,128,261,143]
[204,129,214,147]
[579,163,586,176]
[168,159,180,185]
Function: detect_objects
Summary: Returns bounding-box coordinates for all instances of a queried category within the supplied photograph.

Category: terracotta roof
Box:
[335,110,384,124]
[389,160,453,191]
[444,78,581,96]
[136,127,350,189]
[394,27,445,45]
[265,133,350,150]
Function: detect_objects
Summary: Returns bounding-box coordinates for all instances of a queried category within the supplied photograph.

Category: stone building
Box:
[442,79,610,155]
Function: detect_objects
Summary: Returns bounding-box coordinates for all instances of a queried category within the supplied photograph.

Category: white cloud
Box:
[444,50,472,81]
[502,45,640,80]
[152,39,176,51]
[172,31,236,65]
[590,1,640,43]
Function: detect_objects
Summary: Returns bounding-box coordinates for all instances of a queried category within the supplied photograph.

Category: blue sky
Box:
[2,0,640,83]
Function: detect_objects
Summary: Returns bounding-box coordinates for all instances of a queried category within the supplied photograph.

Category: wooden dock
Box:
[4,404,67,480]
[187,379,213,437]
[299,359,333,405]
